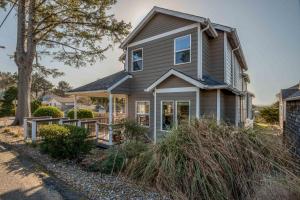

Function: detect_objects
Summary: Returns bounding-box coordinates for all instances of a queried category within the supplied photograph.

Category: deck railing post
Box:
[32,120,37,142]
[95,122,99,140]
[108,93,113,145]
[23,118,28,139]
[77,120,81,127]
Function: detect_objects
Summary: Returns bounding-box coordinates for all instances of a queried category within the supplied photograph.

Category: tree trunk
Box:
[12,66,32,125]
[12,0,36,126]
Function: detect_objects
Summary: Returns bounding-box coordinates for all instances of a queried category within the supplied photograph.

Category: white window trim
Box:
[131,48,144,72]
[175,100,191,126]
[160,100,174,131]
[174,34,191,66]
[135,100,150,127]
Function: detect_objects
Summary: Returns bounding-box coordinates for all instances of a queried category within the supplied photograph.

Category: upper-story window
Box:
[174,34,191,65]
[132,48,143,72]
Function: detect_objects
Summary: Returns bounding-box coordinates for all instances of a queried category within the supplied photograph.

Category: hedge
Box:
[67,109,94,119]
[33,106,63,118]
[39,124,92,159]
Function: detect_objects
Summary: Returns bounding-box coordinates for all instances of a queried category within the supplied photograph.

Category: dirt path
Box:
[0,142,84,200]
[0,143,62,200]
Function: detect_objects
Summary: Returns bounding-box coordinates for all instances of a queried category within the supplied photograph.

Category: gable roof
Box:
[281,83,300,100]
[144,68,226,92]
[145,69,205,92]
[67,71,132,94]
[286,91,300,101]
[120,6,218,48]
[120,6,248,70]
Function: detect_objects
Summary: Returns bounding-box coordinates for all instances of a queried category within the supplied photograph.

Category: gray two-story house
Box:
[68,7,254,144]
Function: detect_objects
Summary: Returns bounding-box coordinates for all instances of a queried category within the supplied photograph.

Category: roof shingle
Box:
[69,70,130,93]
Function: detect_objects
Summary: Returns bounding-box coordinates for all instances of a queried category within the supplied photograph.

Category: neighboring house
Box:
[278,83,300,155]
[68,7,254,143]
[42,95,74,111]
[278,83,300,128]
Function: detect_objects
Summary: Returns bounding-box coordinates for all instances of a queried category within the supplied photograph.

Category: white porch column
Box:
[235,95,240,127]
[217,89,221,125]
[153,89,157,144]
[74,95,78,119]
[196,88,200,119]
[108,93,113,145]
[23,118,28,139]
[113,96,116,121]
[31,120,37,142]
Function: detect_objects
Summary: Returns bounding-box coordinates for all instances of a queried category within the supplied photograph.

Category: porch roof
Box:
[67,70,132,95]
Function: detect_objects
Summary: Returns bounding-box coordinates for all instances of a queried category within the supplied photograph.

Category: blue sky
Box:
[0,0,299,105]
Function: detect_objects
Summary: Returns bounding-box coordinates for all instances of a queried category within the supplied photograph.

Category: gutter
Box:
[231,45,240,87]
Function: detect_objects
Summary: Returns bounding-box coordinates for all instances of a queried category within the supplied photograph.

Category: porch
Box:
[71,92,128,146]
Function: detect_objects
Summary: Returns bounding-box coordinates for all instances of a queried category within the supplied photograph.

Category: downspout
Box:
[198,21,210,80]
[231,45,240,87]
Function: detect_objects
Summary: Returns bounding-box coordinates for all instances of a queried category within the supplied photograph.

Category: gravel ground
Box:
[0,126,166,200]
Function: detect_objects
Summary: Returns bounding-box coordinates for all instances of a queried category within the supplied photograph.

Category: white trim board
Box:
[107,75,133,92]
[156,87,198,93]
[145,69,206,92]
[135,100,151,128]
[127,23,199,48]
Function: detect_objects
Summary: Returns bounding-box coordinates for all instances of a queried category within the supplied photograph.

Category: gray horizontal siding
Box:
[200,90,217,118]
[157,75,193,89]
[202,33,210,76]
[208,31,225,83]
[127,92,154,140]
[128,28,198,92]
[223,91,236,124]
[131,13,194,43]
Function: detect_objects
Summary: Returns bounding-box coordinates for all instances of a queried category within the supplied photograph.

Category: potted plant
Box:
[113,130,122,143]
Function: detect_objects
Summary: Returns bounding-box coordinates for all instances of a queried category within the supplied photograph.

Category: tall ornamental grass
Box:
[124,119,300,200]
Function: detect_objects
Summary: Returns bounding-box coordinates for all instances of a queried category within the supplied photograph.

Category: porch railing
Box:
[24,116,125,146]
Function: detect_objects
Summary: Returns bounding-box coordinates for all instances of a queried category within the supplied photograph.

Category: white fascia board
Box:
[156,87,199,93]
[144,69,205,92]
[107,75,132,92]
[120,8,156,48]
[128,23,199,48]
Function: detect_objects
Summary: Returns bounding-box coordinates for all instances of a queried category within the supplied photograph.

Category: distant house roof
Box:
[67,70,132,94]
[281,83,300,100]
[286,91,300,100]
[42,95,74,104]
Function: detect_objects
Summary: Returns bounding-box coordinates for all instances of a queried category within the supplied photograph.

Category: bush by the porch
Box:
[33,106,63,118]
[39,124,92,159]
[67,109,94,119]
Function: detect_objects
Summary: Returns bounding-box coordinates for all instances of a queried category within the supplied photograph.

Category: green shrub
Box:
[98,149,126,174]
[39,124,92,159]
[259,102,279,124]
[122,140,148,159]
[0,86,17,117]
[96,140,148,174]
[33,106,63,118]
[123,119,148,141]
[31,100,42,113]
[67,109,94,119]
